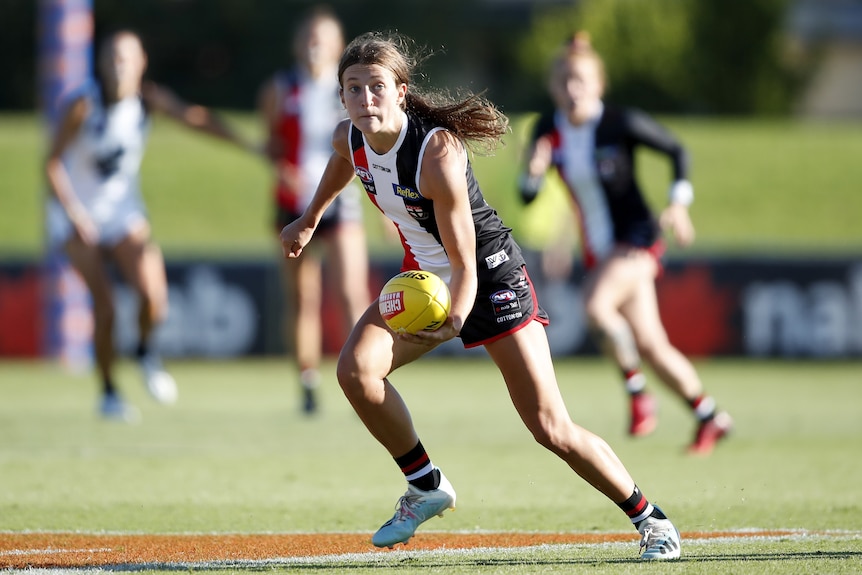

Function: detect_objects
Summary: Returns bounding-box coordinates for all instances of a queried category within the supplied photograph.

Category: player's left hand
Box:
[660,203,695,247]
[397,316,459,347]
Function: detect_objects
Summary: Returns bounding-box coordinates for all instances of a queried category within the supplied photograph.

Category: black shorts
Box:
[460,265,549,348]
[274,185,363,235]
[275,205,342,235]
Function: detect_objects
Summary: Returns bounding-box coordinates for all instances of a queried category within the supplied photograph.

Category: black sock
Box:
[102,377,117,395]
[394,441,440,491]
[136,341,148,359]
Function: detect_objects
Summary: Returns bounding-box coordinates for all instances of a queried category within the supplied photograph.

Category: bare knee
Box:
[336,352,380,405]
[635,332,671,365]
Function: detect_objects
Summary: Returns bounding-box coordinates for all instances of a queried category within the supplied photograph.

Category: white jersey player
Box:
[45,30,252,421]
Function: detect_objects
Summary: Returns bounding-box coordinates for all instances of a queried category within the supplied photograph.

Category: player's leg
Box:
[64,237,137,420]
[111,225,176,404]
[280,250,323,412]
[323,220,370,337]
[621,264,732,454]
[582,251,656,436]
[337,304,454,547]
[484,321,680,559]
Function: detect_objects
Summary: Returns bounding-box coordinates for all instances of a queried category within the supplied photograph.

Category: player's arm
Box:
[627,108,695,246]
[279,119,356,258]
[142,81,256,153]
[519,114,555,205]
[626,108,692,206]
[44,96,98,245]
[256,77,282,162]
[413,130,478,342]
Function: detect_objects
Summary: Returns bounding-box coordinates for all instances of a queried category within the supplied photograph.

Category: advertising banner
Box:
[2,256,861,359]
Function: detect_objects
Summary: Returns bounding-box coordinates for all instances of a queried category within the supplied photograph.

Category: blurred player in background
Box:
[258,6,370,414]
[45,30,253,422]
[279,31,682,560]
[519,32,733,455]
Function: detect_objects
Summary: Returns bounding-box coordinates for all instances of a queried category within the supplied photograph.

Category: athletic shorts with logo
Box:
[460,265,549,348]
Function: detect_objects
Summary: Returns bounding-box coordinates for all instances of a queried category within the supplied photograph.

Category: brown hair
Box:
[337,31,509,153]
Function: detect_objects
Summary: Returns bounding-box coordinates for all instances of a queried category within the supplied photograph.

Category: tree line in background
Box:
[1,0,808,115]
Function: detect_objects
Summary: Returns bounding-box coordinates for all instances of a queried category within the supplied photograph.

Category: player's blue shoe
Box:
[638,506,681,560]
[99,391,140,423]
[372,471,456,548]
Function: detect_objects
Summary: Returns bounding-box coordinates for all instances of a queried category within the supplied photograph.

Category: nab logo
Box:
[393,184,421,200]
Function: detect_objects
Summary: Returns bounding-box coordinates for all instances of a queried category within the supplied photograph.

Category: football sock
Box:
[623,368,647,394]
[299,368,319,390]
[690,394,717,421]
[618,485,655,527]
[395,440,440,491]
[135,341,148,359]
[102,377,117,395]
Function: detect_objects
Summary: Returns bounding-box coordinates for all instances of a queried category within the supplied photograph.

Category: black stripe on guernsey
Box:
[394,119,443,247]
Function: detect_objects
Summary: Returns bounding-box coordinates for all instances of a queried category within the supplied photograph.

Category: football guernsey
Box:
[348,110,524,285]
[272,68,360,227]
[349,110,547,347]
[530,103,689,268]
[47,81,151,247]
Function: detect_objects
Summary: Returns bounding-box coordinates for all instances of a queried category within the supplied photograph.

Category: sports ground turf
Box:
[0,357,859,573]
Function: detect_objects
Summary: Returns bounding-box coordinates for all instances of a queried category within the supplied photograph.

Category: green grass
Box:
[2,112,861,259]
[0,357,860,573]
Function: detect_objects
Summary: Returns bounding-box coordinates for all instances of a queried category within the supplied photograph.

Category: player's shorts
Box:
[460,265,550,348]
[46,195,148,248]
[274,183,363,235]
[590,239,666,277]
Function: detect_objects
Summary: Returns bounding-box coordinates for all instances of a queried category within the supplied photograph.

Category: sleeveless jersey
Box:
[348,110,523,285]
[272,68,349,213]
[532,103,688,268]
[47,81,151,247]
[61,81,150,219]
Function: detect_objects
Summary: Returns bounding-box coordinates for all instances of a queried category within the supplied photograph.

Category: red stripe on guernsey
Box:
[351,139,421,273]
[401,453,430,475]
[275,79,302,212]
[398,226,420,272]
[551,127,597,270]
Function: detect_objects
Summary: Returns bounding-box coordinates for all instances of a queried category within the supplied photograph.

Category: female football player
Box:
[258,7,370,414]
[519,32,732,454]
[279,31,682,560]
[45,30,252,421]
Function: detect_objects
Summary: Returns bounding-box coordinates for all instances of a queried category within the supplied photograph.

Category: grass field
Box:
[1,356,860,573]
[2,112,862,259]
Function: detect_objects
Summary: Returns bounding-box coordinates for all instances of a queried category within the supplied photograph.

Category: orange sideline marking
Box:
[0,530,819,569]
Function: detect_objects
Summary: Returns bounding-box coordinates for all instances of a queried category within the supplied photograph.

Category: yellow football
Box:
[378,270,451,334]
